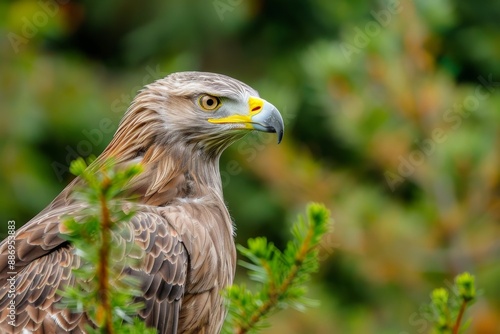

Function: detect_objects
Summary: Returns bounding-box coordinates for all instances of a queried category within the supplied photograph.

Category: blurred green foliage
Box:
[1,0,499,333]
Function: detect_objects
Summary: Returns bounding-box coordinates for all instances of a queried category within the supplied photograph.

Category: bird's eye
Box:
[199,95,221,111]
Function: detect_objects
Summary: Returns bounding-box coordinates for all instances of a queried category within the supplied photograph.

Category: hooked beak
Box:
[208,96,284,144]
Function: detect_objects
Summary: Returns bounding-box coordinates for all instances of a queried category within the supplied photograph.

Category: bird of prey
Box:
[0,72,284,333]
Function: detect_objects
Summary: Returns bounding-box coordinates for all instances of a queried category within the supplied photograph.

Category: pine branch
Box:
[223,203,331,334]
[426,272,477,334]
[96,175,113,333]
[452,300,468,334]
[58,157,156,334]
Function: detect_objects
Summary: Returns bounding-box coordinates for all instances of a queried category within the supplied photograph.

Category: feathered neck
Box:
[125,142,224,206]
[91,106,224,206]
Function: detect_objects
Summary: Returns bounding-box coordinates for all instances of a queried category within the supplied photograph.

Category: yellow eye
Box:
[199,95,221,111]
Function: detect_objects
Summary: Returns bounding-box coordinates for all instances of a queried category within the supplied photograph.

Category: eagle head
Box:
[99,71,284,204]
[104,72,284,163]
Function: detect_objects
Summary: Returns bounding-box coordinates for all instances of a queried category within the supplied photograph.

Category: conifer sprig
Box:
[427,272,477,334]
[58,158,155,334]
[223,203,331,334]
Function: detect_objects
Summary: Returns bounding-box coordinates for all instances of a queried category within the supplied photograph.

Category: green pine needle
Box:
[58,158,155,334]
[222,203,331,334]
[427,272,477,334]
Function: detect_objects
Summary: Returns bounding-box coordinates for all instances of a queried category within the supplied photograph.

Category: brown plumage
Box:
[0,72,284,333]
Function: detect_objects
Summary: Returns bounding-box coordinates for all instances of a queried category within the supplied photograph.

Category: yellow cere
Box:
[248,96,264,116]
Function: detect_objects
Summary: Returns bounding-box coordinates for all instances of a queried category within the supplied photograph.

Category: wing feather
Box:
[0,206,189,334]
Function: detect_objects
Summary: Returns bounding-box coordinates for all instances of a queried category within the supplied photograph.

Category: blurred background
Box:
[1,0,500,333]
